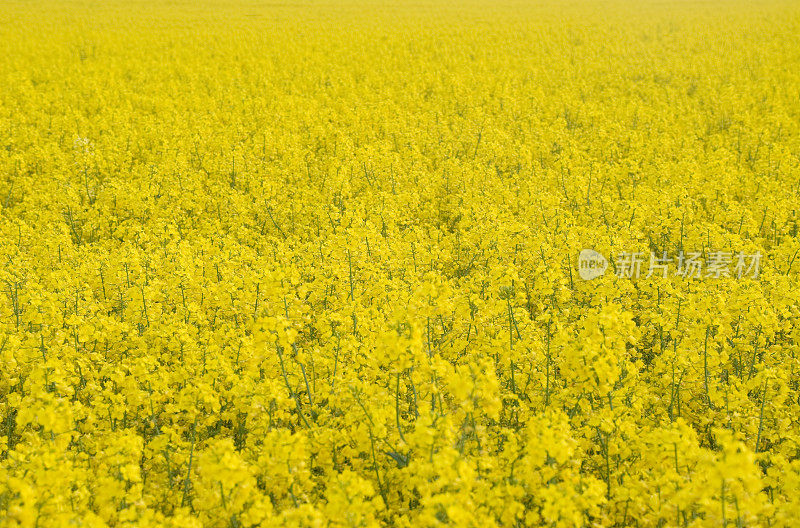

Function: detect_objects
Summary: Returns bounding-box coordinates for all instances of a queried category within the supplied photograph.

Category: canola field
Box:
[2,0,800,526]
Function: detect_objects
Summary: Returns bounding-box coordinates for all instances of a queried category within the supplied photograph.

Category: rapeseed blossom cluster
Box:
[1,0,800,526]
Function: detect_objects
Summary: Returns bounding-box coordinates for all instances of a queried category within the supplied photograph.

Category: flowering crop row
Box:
[1,1,800,526]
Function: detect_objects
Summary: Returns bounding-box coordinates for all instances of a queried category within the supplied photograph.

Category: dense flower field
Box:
[2,0,800,526]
